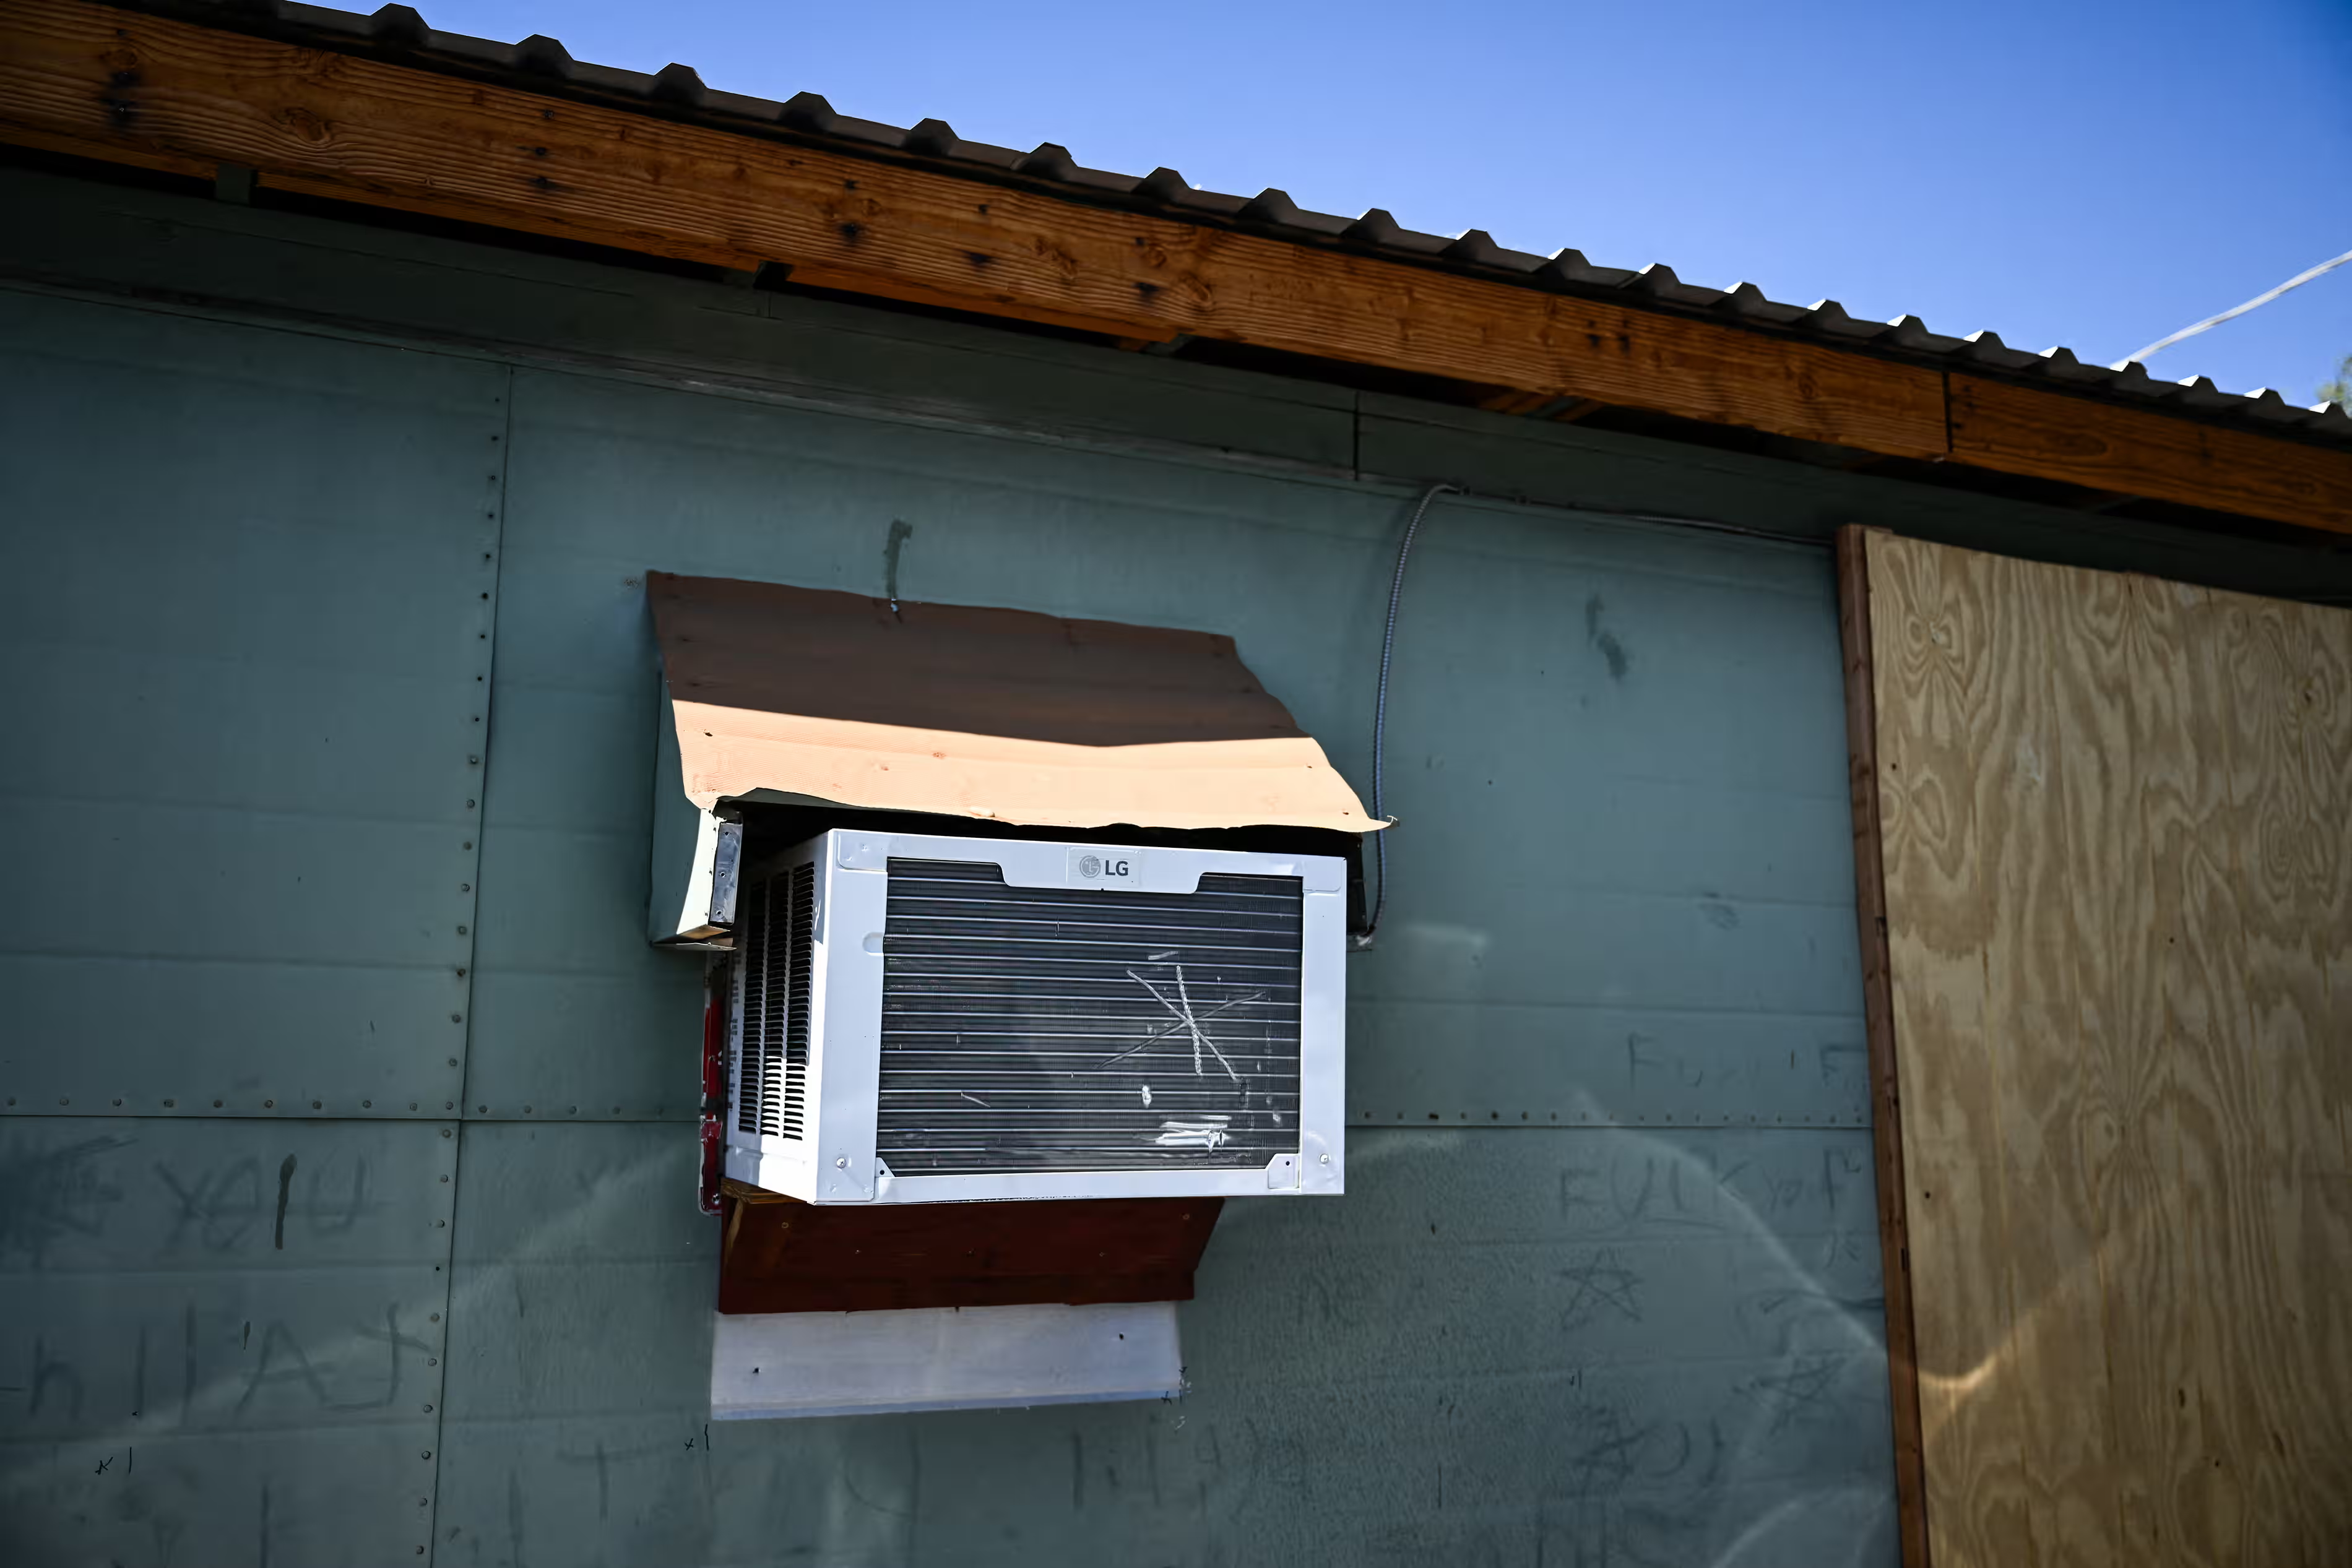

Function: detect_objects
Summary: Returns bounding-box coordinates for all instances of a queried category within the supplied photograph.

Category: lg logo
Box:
[1072,848,1141,884]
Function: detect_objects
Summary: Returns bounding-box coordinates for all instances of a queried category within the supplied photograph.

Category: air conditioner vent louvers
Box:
[875,858,1304,1175]
[734,864,813,1141]
[779,861,814,1135]
[733,881,764,1138]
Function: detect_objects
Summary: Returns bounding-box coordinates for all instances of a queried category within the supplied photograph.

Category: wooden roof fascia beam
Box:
[0,0,1946,457]
[1,0,2346,535]
[1948,376,2351,536]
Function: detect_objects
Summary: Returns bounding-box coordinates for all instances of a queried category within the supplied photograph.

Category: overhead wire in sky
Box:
[2114,248,2352,371]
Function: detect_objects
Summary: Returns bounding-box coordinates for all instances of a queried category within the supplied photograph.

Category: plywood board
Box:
[1847,528,2352,1566]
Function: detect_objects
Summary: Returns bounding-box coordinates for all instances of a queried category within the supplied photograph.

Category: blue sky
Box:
[427,0,2349,402]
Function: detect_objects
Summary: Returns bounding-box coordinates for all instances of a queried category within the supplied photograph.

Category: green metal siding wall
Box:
[0,291,492,1562]
[19,164,2316,1566]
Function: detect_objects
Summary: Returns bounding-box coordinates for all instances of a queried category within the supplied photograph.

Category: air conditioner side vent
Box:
[734,863,813,1142]
[734,882,766,1138]
[779,861,814,1137]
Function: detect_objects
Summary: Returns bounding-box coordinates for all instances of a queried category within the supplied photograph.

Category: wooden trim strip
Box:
[2,0,2346,533]
[1836,525,1932,1568]
[1949,375,2351,538]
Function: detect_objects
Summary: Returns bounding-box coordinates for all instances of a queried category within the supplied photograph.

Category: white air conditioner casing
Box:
[724,829,1346,1204]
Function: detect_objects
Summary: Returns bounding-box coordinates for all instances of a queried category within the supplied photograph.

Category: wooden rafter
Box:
[2,0,2346,535]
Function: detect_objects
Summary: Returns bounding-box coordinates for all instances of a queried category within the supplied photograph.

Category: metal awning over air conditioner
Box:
[645,572,1373,944]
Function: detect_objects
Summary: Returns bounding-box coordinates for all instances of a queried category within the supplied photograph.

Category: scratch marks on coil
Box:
[1118,965,1244,1082]
[1153,1116,1231,1149]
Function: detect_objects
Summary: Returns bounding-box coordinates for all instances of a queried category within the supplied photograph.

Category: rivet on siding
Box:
[58,1096,69,1106]
[451,1014,463,1024]
[422,1449,433,1458]
[465,800,476,809]
[113,1098,122,1106]
[467,757,479,766]
[835,1157,848,1169]
[411,1102,420,1111]
[163,1098,175,1108]
[440,1129,452,1139]
[263,1099,274,1109]
[437,1220,446,1228]
[440,1174,449,1182]
[458,884,470,894]
[447,1058,459,1068]
[429,1314,440,1322]
[363,1100,372,1108]
[312,1100,322,1109]
[523,1105,533,1114]
[423,1404,433,1413]
[477,1105,486,1113]
[457,926,468,937]
[568,1106,578,1114]
[1320,1153,1331,1163]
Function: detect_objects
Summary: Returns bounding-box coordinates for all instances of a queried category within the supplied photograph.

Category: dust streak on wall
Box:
[1857,530,2352,1566]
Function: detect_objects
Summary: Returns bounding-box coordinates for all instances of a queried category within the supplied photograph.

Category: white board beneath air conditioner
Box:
[709,1302,1183,1420]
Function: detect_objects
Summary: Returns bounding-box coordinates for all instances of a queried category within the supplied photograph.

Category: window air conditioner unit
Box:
[725,829,1346,1204]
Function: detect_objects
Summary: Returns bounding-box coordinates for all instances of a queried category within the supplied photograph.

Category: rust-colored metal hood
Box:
[649,571,1373,834]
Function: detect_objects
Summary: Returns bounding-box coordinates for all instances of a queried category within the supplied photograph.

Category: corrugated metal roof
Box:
[111,0,2352,449]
